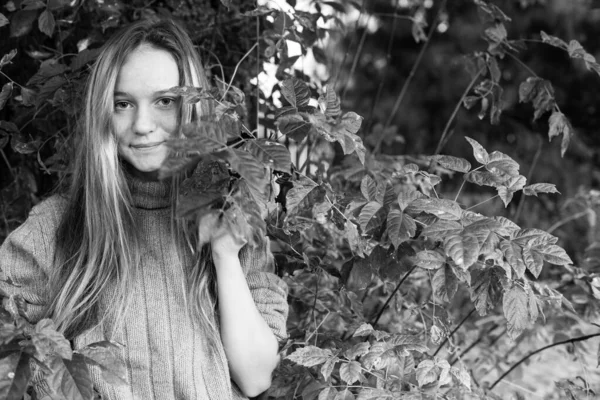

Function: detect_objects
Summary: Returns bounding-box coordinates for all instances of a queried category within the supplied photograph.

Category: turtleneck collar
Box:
[123,163,173,210]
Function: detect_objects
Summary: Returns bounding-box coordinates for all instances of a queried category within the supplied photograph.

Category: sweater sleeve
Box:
[0,196,64,323]
[239,237,288,343]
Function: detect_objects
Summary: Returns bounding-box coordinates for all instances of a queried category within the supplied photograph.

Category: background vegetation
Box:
[1,0,600,399]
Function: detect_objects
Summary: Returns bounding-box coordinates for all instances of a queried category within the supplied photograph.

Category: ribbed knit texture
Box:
[0,175,288,400]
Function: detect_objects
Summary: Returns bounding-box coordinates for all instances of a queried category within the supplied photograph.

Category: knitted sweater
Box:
[0,175,288,400]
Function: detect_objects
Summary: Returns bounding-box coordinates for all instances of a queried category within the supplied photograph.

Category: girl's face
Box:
[112,44,180,180]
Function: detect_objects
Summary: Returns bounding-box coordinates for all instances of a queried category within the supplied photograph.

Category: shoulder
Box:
[1,194,68,261]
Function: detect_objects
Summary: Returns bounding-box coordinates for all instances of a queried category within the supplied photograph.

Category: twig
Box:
[333,1,365,92]
[450,325,503,365]
[466,194,499,211]
[547,209,591,235]
[514,135,543,222]
[366,0,401,131]
[220,42,258,102]
[383,0,448,130]
[433,69,483,155]
[489,332,600,390]
[341,14,372,102]
[0,149,14,178]
[371,264,418,327]
[432,307,476,357]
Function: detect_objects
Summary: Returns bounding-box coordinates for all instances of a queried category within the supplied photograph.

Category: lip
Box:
[130,141,165,149]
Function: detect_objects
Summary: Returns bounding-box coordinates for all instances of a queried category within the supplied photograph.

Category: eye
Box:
[114,101,131,110]
[157,98,176,107]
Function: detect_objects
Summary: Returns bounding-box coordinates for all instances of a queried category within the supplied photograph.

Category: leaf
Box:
[245,139,291,173]
[276,113,311,142]
[421,220,463,240]
[450,364,471,391]
[430,155,471,173]
[397,188,424,211]
[318,387,337,400]
[353,323,374,337]
[0,50,17,68]
[465,136,489,164]
[540,31,568,50]
[219,0,232,8]
[503,284,530,340]
[432,265,458,303]
[77,341,127,386]
[358,201,382,232]
[522,246,544,278]
[0,83,12,111]
[334,389,355,400]
[344,342,370,360]
[465,170,506,188]
[320,357,337,381]
[281,77,311,109]
[406,198,462,220]
[331,112,365,165]
[523,183,560,197]
[339,361,363,384]
[486,151,520,177]
[470,266,506,316]
[32,319,72,360]
[319,86,341,119]
[38,9,55,37]
[415,359,437,387]
[548,111,573,158]
[0,351,31,400]
[61,355,94,400]
[518,77,555,120]
[225,149,266,188]
[360,175,377,201]
[497,175,527,207]
[387,209,416,248]
[287,346,333,367]
[0,13,8,28]
[414,250,445,270]
[444,234,480,270]
[500,239,526,278]
[539,244,573,266]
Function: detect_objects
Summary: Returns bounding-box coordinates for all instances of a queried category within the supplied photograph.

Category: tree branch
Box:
[490,332,600,390]
[432,307,476,357]
[371,264,418,327]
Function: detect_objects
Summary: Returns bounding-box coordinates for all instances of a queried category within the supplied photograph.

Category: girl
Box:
[0,18,288,399]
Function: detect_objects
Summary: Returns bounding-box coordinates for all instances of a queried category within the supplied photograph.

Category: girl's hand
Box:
[204,212,248,261]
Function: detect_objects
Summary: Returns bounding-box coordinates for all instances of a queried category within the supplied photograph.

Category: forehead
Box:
[115,45,179,93]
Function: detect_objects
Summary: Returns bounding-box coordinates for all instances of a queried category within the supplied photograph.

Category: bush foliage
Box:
[1,0,600,399]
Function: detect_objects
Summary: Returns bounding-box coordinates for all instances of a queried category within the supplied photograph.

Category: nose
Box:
[132,105,156,135]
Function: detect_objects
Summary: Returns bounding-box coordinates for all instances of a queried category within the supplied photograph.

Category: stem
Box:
[0,71,23,88]
[366,0,401,132]
[489,332,600,390]
[450,325,503,366]
[466,194,499,211]
[0,149,14,178]
[432,307,476,357]
[341,15,372,102]
[371,264,418,327]
[220,42,258,102]
[433,69,483,155]
[383,0,447,130]
[547,209,591,235]
[514,135,542,222]
[333,1,365,92]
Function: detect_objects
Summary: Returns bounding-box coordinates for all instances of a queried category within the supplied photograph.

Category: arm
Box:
[211,235,288,398]
[0,198,61,323]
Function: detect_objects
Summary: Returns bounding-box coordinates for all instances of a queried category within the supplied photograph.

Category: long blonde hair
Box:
[51,19,218,345]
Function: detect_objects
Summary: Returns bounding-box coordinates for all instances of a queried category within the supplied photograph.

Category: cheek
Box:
[159,109,179,136]
[111,114,131,142]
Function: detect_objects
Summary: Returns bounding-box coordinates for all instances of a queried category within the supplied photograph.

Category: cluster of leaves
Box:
[0,294,126,400]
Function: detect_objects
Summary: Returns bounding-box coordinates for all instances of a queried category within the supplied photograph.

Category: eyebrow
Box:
[113,89,176,97]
